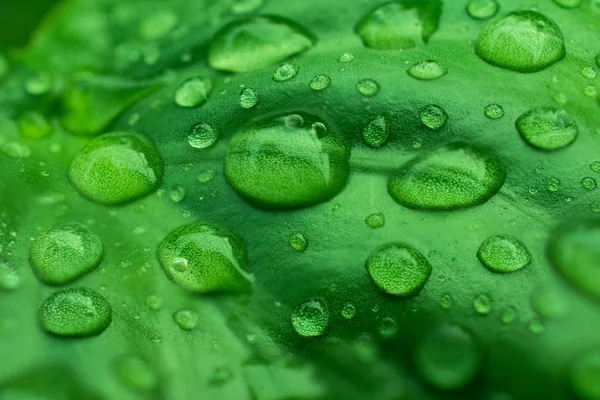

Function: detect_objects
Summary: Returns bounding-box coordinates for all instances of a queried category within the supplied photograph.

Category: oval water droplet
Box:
[570,350,600,400]
[272,62,299,82]
[289,232,308,252]
[355,1,442,49]
[365,212,386,229]
[174,77,212,108]
[366,242,432,297]
[362,115,389,148]
[420,104,448,129]
[39,288,112,337]
[338,53,355,63]
[477,235,531,273]
[173,309,197,331]
[415,324,481,390]
[356,79,380,97]
[291,298,329,337]
[484,103,505,119]
[547,219,600,300]
[225,113,350,209]
[475,11,566,73]
[516,108,578,151]
[582,177,597,191]
[473,294,492,315]
[407,60,447,80]
[188,122,218,149]
[69,132,163,206]
[500,306,517,324]
[208,16,315,73]
[467,0,500,20]
[309,74,331,91]
[553,0,581,8]
[30,222,103,285]
[341,302,357,319]
[388,142,505,210]
[156,222,252,293]
[239,87,258,109]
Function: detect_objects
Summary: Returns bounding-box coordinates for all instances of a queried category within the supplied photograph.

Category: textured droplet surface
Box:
[225,113,350,209]
[309,74,331,91]
[69,132,163,205]
[570,351,600,400]
[467,0,500,19]
[174,77,212,108]
[475,11,566,73]
[173,309,198,331]
[365,212,386,229]
[362,115,389,148]
[156,222,252,293]
[188,122,218,149]
[420,104,448,129]
[291,298,329,337]
[415,324,481,390]
[388,143,505,210]
[39,288,112,337]
[289,232,308,252]
[477,235,531,273]
[547,219,600,299]
[366,242,432,296]
[272,63,299,82]
[407,60,447,80]
[356,79,380,97]
[355,1,442,49]
[516,108,578,151]
[484,104,505,119]
[0,261,20,291]
[30,222,103,285]
[208,16,314,73]
[473,294,492,315]
[239,87,258,109]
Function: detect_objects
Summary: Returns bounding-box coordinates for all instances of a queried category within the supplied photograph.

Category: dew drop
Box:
[173,309,197,331]
[309,74,331,91]
[362,115,389,148]
[581,66,597,79]
[156,222,252,293]
[145,295,162,310]
[477,235,531,273]
[338,53,355,63]
[289,232,308,252]
[341,302,357,319]
[239,87,258,109]
[582,177,597,191]
[174,77,212,108]
[500,306,517,324]
[18,111,52,139]
[39,288,112,337]
[553,0,581,8]
[407,60,447,80]
[547,177,561,192]
[420,104,448,129]
[272,62,299,82]
[516,108,578,151]
[484,103,505,119]
[475,11,566,73]
[30,222,103,285]
[528,319,545,335]
[473,294,492,315]
[365,212,386,229]
[440,293,453,309]
[356,79,380,97]
[197,169,217,184]
[169,185,187,202]
[188,122,218,149]
[366,242,432,297]
[467,0,500,20]
[291,298,329,337]
[377,316,398,337]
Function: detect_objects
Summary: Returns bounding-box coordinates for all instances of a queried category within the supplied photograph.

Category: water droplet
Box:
[30,222,103,285]
[197,169,217,184]
[208,16,315,73]
[69,132,163,206]
[547,219,600,299]
[188,122,218,149]
[516,108,578,151]
[157,222,252,293]
[590,162,600,173]
[1,142,31,158]
[171,257,188,272]
[531,285,568,319]
[581,66,597,79]
[377,316,398,337]
[0,260,19,291]
[25,71,53,96]
[484,103,505,119]
[440,293,453,309]
[291,298,329,337]
[388,142,505,210]
[356,79,380,97]
[407,60,447,80]
[18,111,52,139]
[0,54,8,78]
[365,212,386,229]
[309,74,331,91]
[467,0,500,19]
[355,1,442,49]
[591,202,600,213]
[39,288,112,337]
[477,235,531,273]
[415,324,481,390]
[231,0,264,14]
[115,355,157,391]
[145,295,162,310]
[289,232,308,252]
[473,294,492,315]
[173,309,197,331]
[225,113,350,209]
[338,53,355,63]
[272,62,299,82]
[366,242,432,296]
[500,306,517,324]
[420,104,448,129]
[547,177,561,192]
[168,185,186,203]
[553,0,581,8]
[570,351,600,400]
[239,87,258,109]
[528,319,545,335]
[475,11,566,72]
[584,86,597,97]
[174,77,212,108]
[362,115,389,148]
[582,177,597,191]
[341,302,357,319]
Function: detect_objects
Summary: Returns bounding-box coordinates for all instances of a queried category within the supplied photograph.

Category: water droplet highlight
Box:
[362,115,389,148]
[272,62,299,82]
[356,79,380,97]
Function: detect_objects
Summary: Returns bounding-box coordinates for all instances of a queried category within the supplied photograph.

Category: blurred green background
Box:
[0,0,59,50]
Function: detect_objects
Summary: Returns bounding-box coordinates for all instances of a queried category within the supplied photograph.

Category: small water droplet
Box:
[477,235,531,273]
[407,60,447,80]
[528,319,545,335]
[581,177,597,191]
[547,177,561,192]
[484,104,505,119]
[473,294,492,315]
[272,62,299,82]
[169,185,187,202]
[309,74,331,91]
[365,212,385,229]
[584,86,597,97]
[188,122,218,149]
[291,298,329,337]
[420,104,448,129]
[377,316,398,337]
[440,294,453,309]
[174,77,212,108]
[289,232,308,252]
[239,87,258,109]
[581,66,597,79]
[145,295,162,310]
[25,71,53,96]
[356,79,380,97]
[341,302,357,319]
[362,115,389,148]
[173,309,197,331]
[197,169,217,184]
[338,53,355,63]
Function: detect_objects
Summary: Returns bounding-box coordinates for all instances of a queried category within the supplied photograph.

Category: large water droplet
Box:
[225,113,350,209]
[208,16,315,73]
[188,122,218,149]
[415,324,481,390]
[39,288,112,337]
[407,60,447,80]
[30,222,103,285]
[366,242,432,296]
[477,235,531,273]
[516,108,578,151]
[570,350,600,400]
[475,11,566,73]
[291,298,329,337]
[156,222,252,293]
[388,142,505,210]
[547,219,600,300]
[473,294,492,315]
[69,132,163,205]
[355,1,442,50]
[174,77,212,108]
[362,115,389,148]
[467,0,500,20]
[420,104,448,129]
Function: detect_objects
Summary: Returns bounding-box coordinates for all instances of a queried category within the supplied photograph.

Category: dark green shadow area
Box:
[0,0,59,50]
